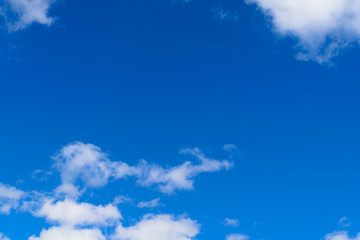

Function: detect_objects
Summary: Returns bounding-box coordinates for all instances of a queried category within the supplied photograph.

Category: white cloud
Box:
[137,147,233,194]
[34,199,122,227]
[137,198,161,209]
[323,231,360,240]
[113,214,200,240]
[223,144,237,152]
[0,183,25,214]
[224,218,240,227]
[1,0,55,31]
[113,195,132,205]
[29,226,106,240]
[54,183,83,200]
[246,0,360,63]
[31,169,52,182]
[53,142,139,198]
[0,233,10,240]
[339,217,352,228]
[0,142,232,240]
[53,142,114,189]
[54,142,233,196]
[226,233,250,240]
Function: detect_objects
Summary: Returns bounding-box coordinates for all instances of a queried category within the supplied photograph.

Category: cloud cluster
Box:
[54,142,232,197]
[246,0,360,63]
[0,0,55,31]
[0,142,233,240]
[27,199,199,240]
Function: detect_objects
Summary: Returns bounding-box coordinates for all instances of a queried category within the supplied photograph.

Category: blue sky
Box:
[0,0,360,240]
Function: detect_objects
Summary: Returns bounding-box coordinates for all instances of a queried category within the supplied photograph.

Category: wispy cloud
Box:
[137,198,161,209]
[339,217,352,228]
[113,195,132,205]
[226,233,250,240]
[224,218,240,227]
[137,147,233,194]
[223,144,237,152]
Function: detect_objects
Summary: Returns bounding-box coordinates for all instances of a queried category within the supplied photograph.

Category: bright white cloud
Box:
[1,0,55,31]
[34,199,122,227]
[0,183,25,214]
[324,231,360,240]
[29,226,106,240]
[113,214,200,240]
[137,198,161,208]
[53,142,114,188]
[226,233,250,240]
[53,142,139,198]
[224,218,240,227]
[246,0,360,63]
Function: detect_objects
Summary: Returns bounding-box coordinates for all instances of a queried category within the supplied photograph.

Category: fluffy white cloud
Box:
[224,218,240,227]
[324,231,360,240]
[1,0,55,31]
[113,214,200,240]
[53,142,139,198]
[34,199,122,227]
[0,183,25,214]
[246,0,360,63]
[53,142,116,188]
[29,226,106,240]
[226,233,250,240]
